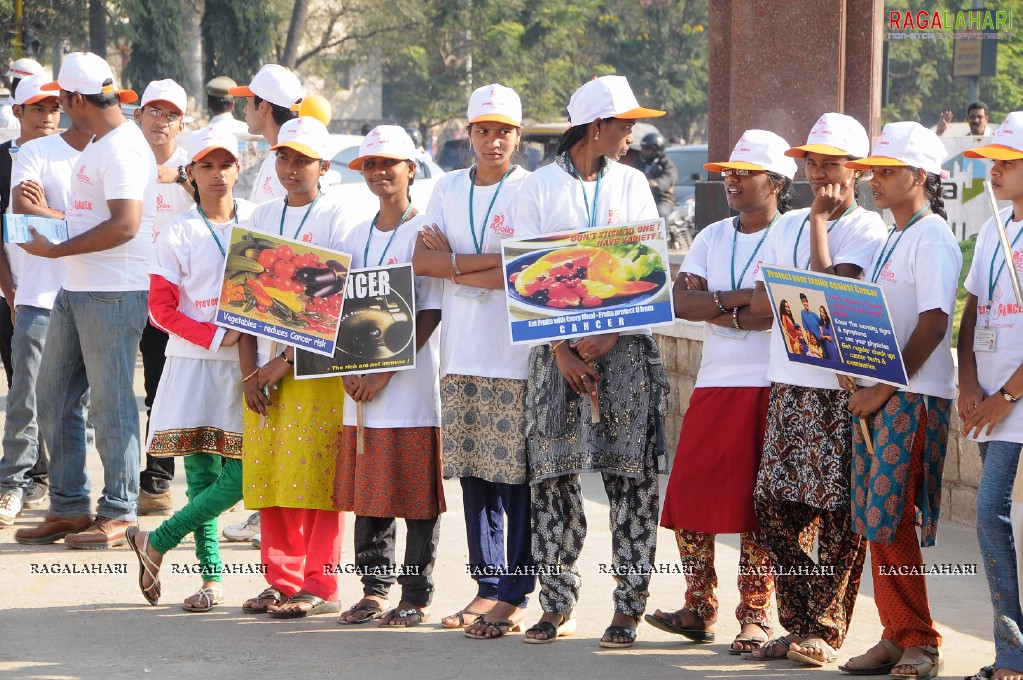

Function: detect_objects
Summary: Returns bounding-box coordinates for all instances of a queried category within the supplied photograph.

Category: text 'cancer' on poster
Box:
[761,266,908,388]
[294,263,417,379]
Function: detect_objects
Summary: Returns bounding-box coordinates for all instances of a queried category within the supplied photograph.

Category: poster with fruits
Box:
[216,226,351,357]
[294,263,417,379]
[502,219,675,344]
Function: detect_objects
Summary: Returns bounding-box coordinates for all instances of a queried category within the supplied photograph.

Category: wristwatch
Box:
[1000,386,1019,403]
[175,165,188,185]
[278,351,294,366]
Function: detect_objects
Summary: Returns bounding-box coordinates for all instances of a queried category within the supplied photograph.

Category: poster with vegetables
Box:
[501,219,675,344]
[294,263,417,379]
[216,227,351,357]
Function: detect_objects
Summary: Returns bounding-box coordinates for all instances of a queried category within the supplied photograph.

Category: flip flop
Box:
[126,526,161,606]
[270,591,341,619]
[242,586,283,614]
[599,625,638,649]
[464,615,521,639]
[643,609,714,643]
[382,607,429,628]
[337,601,389,625]
[788,638,838,667]
[182,586,224,613]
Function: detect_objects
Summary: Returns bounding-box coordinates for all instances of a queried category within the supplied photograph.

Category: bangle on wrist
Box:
[451,252,463,277]
[1001,386,1019,403]
[732,307,742,330]
[242,368,260,383]
[279,351,294,366]
[713,290,728,313]
[551,339,567,355]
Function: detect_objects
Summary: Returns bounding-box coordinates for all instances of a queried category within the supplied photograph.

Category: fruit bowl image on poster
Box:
[216,226,352,356]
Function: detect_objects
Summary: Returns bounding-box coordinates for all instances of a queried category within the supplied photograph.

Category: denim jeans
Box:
[978,440,1023,671]
[461,476,534,607]
[0,305,51,496]
[39,289,147,521]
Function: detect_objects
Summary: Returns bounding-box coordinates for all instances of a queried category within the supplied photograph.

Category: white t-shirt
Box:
[7,132,76,309]
[424,165,533,379]
[209,112,249,137]
[860,213,960,399]
[0,99,15,129]
[964,207,1023,441]
[150,200,256,361]
[63,121,157,292]
[338,213,441,428]
[250,154,285,205]
[757,206,887,389]
[515,158,660,339]
[681,216,772,388]
[243,192,351,364]
[152,146,194,241]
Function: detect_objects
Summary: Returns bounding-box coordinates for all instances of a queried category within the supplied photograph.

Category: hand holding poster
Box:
[501,219,675,344]
[215,226,351,357]
[294,263,417,379]
[4,214,69,244]
[761,266,908,388]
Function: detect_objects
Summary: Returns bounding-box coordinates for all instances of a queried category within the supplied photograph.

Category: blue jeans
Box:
[461,476,534,607]
[0,305,50,496]
[38,289,147,521]
[978,440,1023,671]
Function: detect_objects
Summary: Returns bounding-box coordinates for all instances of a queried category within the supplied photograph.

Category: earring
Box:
[594,132,600,141]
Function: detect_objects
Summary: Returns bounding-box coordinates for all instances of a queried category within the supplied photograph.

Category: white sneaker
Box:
[251,534,260,549]
[0,491,23,526]
[223,511,260,541]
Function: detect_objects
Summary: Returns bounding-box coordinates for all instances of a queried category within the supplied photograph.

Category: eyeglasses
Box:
[720,168,762,177]
[144,107,182,123]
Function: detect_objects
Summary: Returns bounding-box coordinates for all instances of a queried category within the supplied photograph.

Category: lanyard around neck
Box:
[279,192,320,240]
[468,166,512,253]
[365,202,415,267]
[730,212,778,290]
[197,201,238,257]
[988,211,1023,307]
[870,205,929,283]
[791,203,856,269]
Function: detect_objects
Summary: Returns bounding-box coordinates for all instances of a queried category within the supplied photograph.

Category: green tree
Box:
[202,0,274,84]
[122,0,189,91]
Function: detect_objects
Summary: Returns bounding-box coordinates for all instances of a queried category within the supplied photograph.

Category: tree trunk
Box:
[89,0,106,56]
[281,0,310,69]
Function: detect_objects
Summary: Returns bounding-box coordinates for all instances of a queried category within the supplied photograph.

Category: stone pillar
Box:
[697,0,884,228]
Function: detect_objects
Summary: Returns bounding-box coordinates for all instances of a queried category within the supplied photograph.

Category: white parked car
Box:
[321,142,445,226]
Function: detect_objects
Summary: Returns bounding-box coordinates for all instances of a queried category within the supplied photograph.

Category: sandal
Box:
[730,622,772,655]
[749,635,794,661]
[891,645,940,680]
[242,586,283,614]
[788,637,839,667]
[270,591,341,619]
[643,608,714,643]
[382,607,429,628]
[840,639,903,675]
[337,600,390,625]
[464,614,521,639]
[523,614,577,645]
[965,667,994,680]
[441,609,489,629]
[126,526,161,606]
[599,625,638,649]
[182,586,224,613]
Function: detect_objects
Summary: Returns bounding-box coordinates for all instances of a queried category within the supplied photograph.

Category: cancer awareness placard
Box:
[761,266,909,388]
[294,263,417,378]
[216,226,351,357]
[3,214,69,243]
[501,219,675,344]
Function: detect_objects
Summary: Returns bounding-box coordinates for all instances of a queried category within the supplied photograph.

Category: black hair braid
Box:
[923,173,947,220]
[767,172,794,214]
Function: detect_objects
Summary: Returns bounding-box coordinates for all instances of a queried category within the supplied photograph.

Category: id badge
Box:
[711,325,751,340]
[454,285,490,301]
[974,327,998,353]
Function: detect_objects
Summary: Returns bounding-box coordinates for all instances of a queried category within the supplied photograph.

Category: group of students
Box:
[658,111,1023,679]
[2,51,1021,677]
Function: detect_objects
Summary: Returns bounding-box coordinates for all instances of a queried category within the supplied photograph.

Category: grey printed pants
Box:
[531,467,660,620]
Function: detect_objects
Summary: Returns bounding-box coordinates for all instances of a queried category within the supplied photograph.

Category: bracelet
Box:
[732,307,742,330]
[278,351,294,366]
[451,252,463,277]
[713,290,728,313]
[551,339,567,355]
[242,368,260,383]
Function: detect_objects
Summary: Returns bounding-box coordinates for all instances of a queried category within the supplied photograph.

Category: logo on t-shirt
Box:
[1014,247,1023,273]
[878,261,897,284]
[606,209,621,224]
[302,232,313,243]
[72,198,93,212]
[387,256,398,265]
[156,194,172,212]
[750,259,763,279]
[76,165,93,186]
[490,213,513,237]
[262,176,275,195]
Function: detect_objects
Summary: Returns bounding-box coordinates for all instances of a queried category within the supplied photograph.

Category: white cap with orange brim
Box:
[845,121,946,175]
[228,64,303,109]
[40,51,137,103]
[567,75,665,127]
[347,125,416,171]
[188,125,240,163]
[786,112,870,159]
[704,129,798,179]
[271,117,330,160]
[964,112,1023,161]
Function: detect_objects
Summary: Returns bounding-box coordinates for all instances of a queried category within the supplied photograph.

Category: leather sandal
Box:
[788,637,838,667]
[441,609,489,629]
[749,635,794,661]
[730,622,772,655]
[599,624,638,649]
[464,615,521,639]
[840,639,903,675]
[270,591,341,619]
[891,645,940,680]
[182,586,224,613]
[127,526,161,606]
[523,614,576,644]
[242,586,283,614]
[337,600,390,625]
[643,608,714,643]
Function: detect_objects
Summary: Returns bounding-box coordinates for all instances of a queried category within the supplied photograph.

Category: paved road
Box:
[0,358,995,679]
